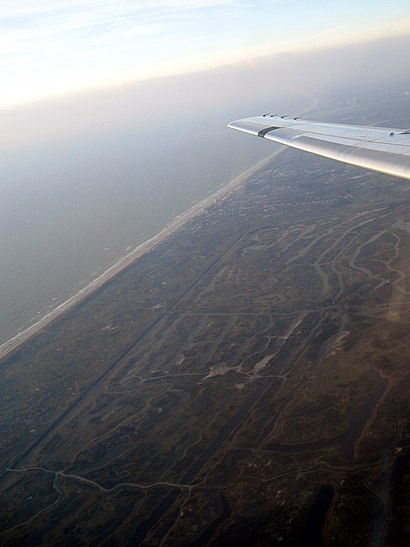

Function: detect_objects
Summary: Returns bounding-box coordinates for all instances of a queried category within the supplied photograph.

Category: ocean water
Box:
[0,95,308,349]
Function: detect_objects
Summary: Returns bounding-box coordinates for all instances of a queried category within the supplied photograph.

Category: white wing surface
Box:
[228,115,410,180]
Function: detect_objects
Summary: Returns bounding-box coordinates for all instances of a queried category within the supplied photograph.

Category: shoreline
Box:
[0,149,284,362]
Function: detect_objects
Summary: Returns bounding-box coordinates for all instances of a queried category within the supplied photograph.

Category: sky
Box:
[2,0,410,107]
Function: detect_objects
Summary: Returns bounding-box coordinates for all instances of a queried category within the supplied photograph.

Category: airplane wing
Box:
[228,115,410,180]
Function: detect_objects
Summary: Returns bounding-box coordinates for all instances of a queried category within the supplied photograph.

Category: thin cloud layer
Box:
[1,0,410,106]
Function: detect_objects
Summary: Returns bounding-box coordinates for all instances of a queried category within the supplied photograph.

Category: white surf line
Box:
[0,150,284,362]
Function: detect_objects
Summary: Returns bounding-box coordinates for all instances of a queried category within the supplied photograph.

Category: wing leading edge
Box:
[228,115,410,180]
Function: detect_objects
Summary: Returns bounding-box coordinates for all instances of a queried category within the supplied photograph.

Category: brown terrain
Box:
[0,88,410,546]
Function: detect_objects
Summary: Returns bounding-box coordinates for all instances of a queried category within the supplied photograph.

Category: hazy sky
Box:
[2,0,410,107]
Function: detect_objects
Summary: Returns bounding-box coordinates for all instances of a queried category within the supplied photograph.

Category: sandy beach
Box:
[0,148,284,361]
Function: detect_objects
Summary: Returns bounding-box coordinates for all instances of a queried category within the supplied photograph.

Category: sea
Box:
[0,92,309,352]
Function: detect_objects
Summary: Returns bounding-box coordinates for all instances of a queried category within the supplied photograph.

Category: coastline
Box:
[0,148,284,362]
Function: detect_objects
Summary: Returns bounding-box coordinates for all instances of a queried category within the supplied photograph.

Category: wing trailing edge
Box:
[228,115,410,180]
